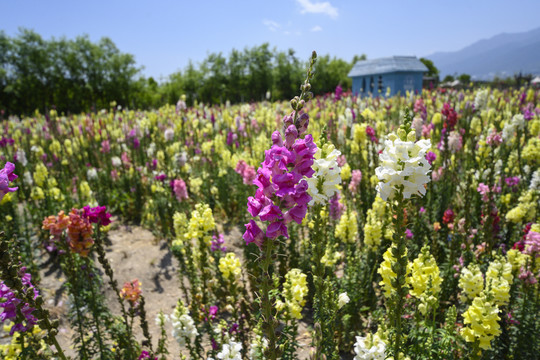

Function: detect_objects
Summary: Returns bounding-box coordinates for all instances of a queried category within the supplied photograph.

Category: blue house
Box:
[348,56,428,97]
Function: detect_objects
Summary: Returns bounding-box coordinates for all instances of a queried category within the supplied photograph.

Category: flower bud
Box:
[397,128,407,141]
[290,98,298,109]
[407,130,416,142]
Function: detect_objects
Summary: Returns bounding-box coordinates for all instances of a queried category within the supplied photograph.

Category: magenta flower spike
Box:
[0,162,18,201]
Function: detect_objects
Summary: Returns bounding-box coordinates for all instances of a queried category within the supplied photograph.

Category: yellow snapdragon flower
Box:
[461,296,501,350]
[219,252,241,282]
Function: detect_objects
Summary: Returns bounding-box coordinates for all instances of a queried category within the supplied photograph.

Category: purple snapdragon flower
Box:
[243,112,317,248]
[82,205,112,226]
[504,176,520,188]
[0,162,18,201]
[0,267,39,335]
[211,234,226,252]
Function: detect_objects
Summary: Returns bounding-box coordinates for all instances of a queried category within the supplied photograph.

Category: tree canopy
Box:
[0,30,363,115]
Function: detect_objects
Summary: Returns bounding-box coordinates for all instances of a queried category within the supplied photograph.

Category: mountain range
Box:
[425,27,540,80]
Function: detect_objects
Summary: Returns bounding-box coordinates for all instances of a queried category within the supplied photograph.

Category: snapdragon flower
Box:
[353,333,386,360]
[275,268,308,319]
[459,264,484,301]
[213,339,242,360]
[460,296,501,350]
[244,113,317,246]
[0,162,18,201]
[335,210,358,243]
[170,301,198,346]
[120,279,142,305]
[306,143,342,206]
[338,292,350,309]
[408,246,442,314]
[375,132,431,201]
[219,252,242,282]
[0,267,38,335]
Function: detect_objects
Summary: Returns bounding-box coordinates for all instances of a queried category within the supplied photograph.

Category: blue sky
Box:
[2,0,539,80]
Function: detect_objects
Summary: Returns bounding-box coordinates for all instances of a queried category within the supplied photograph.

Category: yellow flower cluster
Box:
[407,246,442,315]
[33,163,48,187]
[276,268,308,319]
[340,163,351,181]
[522,137,540,163]
[351,123,368,155]
[172,212,188,248]
[378,245,409,298]
[321,246,341,267]
[363,196,386,249]
[506,249,529,272]
[219,252,242,282]
[335,210,358,243]
[79,180,93,202]
[184,203,216,244]
[459,264,484,302]
[505,190,538,223]
[485,257,513,307]
[460,296,501,350]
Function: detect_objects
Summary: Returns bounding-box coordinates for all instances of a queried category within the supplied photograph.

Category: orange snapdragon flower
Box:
[66,209,94,257]
[120,279,142,305]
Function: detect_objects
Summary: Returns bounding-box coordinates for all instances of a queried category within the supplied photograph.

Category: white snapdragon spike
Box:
[530,170,540,190]
[353,334,386,360]
[307,146,342,205]
[164,128,175,141]
[87,168,98,180]
[474,89,489,110]
[170,308,198,346]
[216,339,242,360]
[111,156,122,167]
[16,149,28,166]
[502,114,526,142]
[155,312,169,325]
[375,135,431,201]
[23,171,33,186]
[146,142,156,157]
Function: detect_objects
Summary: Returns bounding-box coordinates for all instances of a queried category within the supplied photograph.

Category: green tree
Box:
[443,75,455,83]
[458,73,471,84]
[419,58,439,79]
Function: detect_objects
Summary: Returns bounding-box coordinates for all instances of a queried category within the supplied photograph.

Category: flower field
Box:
[0,54,539,359]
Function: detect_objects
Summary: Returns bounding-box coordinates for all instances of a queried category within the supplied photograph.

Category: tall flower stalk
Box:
[243,51,318,359]
[375,109,432,360]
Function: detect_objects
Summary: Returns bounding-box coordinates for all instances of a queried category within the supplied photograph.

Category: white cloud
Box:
[311,25,323,32]
[263,19,281,32]
[296,0,338,19]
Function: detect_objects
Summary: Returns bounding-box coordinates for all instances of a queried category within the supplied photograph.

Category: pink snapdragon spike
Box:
[524,231,540,257]
[477,183,490,202]
[0,162,18,201]
[348,169,362,194]
[235,160,256,185]
[172,178,188,202]
[243,112,317,248]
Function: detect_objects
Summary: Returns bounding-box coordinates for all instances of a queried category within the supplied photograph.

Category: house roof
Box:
[348,56,428,77]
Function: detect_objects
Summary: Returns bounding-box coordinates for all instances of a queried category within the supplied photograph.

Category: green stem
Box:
[260,240,278,360]
[391,194,408,360]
